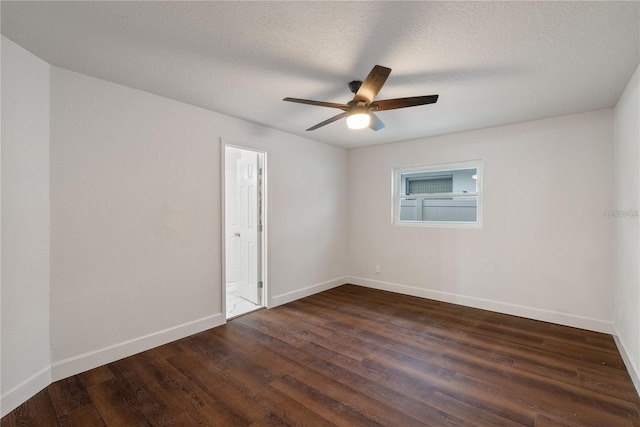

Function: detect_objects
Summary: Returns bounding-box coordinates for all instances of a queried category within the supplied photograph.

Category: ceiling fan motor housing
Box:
[348,80,363,94]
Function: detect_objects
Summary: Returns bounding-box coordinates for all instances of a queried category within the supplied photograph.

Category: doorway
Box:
[224,145,266,319]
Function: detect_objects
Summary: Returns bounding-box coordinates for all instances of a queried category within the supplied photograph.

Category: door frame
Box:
[220,139,269,320]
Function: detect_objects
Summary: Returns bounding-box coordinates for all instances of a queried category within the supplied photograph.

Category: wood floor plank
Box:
[85,379,153,427]
[440,350,637,425]
[1,388,58,427]
[163,353,256,425]
[47,376,92,418]
[363,351,537,426]
[428,391,525,427]
[275,357,430,427]
[77,365,115,389]
[2,284,639,426]
[57,404,107,427]
[296,346,465,427]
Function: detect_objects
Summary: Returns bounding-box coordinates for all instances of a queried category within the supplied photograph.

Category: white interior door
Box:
[237,151,260,304]
[225,148,241,284]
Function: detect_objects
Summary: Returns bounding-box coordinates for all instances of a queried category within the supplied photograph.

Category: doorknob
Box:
[234,232,240,237]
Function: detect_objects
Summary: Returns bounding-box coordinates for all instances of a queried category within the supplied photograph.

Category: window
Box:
[393,160,482,228]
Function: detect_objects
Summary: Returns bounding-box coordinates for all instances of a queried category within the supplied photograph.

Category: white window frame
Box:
[392,159,483,229]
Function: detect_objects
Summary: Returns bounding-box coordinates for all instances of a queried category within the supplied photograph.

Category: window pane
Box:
[407,177,452,194]
[394,161,481,227]
[400,196,477,222]
[402,168,476,195]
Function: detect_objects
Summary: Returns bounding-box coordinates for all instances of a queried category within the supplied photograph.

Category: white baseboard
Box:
[269,276,347,308]
[613,329,640,397]
[347,276,613,334]
[1,365,52,418]
[51,313,225,382]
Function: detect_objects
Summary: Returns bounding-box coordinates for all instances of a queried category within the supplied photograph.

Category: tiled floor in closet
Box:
[226,282,261,319]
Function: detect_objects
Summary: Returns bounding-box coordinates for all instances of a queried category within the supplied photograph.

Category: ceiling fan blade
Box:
[371,95,439,111]
[354,65,392,104]
[369,113,385,131]
[306,112,347,131]
[283,97,349,110]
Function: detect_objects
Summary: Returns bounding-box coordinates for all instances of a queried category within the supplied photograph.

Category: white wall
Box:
[49,66,348,380]
[1,36,52,416]
[348,110,614,333]
[613,64,640,394]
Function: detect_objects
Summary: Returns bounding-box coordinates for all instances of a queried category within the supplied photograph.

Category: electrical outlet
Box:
[375,265,381,274]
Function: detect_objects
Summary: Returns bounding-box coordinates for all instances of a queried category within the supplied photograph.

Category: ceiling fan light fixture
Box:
[346,106,371,130]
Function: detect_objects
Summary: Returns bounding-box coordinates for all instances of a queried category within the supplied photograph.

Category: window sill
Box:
[393,221,482,229]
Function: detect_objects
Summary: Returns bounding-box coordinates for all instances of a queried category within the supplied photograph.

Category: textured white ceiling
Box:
[2,1,639,148]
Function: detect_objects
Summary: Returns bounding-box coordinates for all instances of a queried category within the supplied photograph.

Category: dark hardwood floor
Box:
[2,284,639,426]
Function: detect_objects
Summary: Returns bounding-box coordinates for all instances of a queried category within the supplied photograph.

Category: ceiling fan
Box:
[283,65,439,131]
